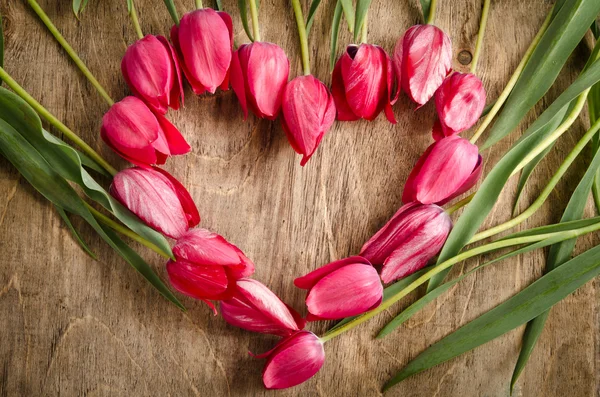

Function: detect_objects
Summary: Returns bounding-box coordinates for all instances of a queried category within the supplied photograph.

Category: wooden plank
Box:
[0,0,597,395]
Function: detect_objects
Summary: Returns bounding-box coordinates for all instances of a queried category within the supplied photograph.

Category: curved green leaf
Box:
[499,216,600,240]
[419,0,431,23]
[329,0,343,71]
[73,0,90,18]
[163,0,179,25]
[509,133,600,391]
[55,205,96,258]
[305,0,322,35]
[353,0,371,43]
[339,0,354,33]
[512,144,554,216]
[481,0,600,149]
[384,242,600,391]
[0,12,4,79]
[237,0,254,42]
[215,0,223,11]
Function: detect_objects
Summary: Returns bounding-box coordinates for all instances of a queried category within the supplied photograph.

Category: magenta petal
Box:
[226,248,255,279]
[305,263,383,319]
[331,56,360,121]
[102,96,159,149]
[154,112,191,155]
[157,35,184,110]
[294,256,371,290]
[151,166,200,227]
[438,154,483,205]
[173,228,245,266]
[230,47,249,119]
[167,259,229,299]
[262,331,325,389]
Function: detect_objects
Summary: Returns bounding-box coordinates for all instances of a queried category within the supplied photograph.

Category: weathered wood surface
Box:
[0,0,598,395]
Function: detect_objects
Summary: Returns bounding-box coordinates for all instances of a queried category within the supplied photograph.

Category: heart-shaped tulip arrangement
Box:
[4,0,600,393]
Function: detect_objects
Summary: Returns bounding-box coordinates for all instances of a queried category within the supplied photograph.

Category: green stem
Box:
[248,0,261,42]
[469,115,600,244]
[0,66,118,176]
[27,0,114,106]
[470,0,490,74]
[320,229,575,342]
[426,0,438,25]
[129,0,144,40]
[163,0,180,25]
[360,12,368,44]
[291,0,311,75]
[445,192,475,215]
[195,0,203,9]
[85,203,170,259]
[470,8,553,145]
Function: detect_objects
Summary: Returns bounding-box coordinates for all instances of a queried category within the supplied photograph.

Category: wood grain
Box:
[0,0,598,396]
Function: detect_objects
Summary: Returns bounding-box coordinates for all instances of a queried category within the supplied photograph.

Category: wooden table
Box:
[1,0,598,395]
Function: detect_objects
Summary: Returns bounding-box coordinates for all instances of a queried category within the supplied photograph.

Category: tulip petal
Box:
[102,96,160,149]
[167,259,229,299]
[294,256,371,290]
[173,228,245,267]
[157,35,184,110]
[262,331,325,389]
[230,47,249,119]
[305,263,383,319]
[155,112,191,155]
[151,166,200,227]
[101,126,158,168]
[438,154,483,205]
[217,11,234,92]
[226,248,255,278]
[331,56,360,121]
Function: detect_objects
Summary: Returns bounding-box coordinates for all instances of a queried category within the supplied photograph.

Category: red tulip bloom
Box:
[110,167,200,239]
[230,42,290,120]
[171,8,233,95]
[433,72,486,139]
[281,75,336,166]
[331,44,398,122]
[121,35,183,114]
[360,203,452,283]
[394,24,452,106]
[256,331,325,389]
[167,228,255,313]
[220,278,305,337]
[101,96,190,167]
[402,136,482,205]
[294,256,383,321]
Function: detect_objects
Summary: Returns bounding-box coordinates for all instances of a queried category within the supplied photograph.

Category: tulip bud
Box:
[281,75,336,166]
[170,9,233,95]
[360,203,452,283]
[110,167,200,239]
[101,96,190,167]
[434,72,486,138]
[331,44,398,122]
[402,136,482,205]
[394,24,452,106]
[230,42,290,120]
[294,256,383,320]
[121,35,183,114]
[257,331,325,389]
[167,228,255,313]
[220,278,305,336]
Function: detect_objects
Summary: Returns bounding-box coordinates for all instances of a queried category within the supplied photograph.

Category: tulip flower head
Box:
[281,75,336,166]
[220,278,305,336]
[167,228,255,313]
[360,203,452,283]
[101,96,190,167]
[110,167,199,239]
[402,136,482,205]
[294,256,383,320]
[394,24,452,106]
[121,34,183,114]
[230,41,290,120]
[256,331,325,389]
[331,44,398,123]
[433,72,486,139]
[171,8,233,95]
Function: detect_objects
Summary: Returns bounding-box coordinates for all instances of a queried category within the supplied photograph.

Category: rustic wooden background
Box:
[1,0,598,395]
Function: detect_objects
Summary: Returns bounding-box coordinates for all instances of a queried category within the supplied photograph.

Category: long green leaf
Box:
[329,0,343,71]
[428,30,600,292]
[509,135,600,391]
[499,216,600,240]
[339,0,354,33]
[384,242,600,390]
[353,0,371,43]
[215,0,223,11]
[237,0,254,42]
[305,0,322,35]
[0,12,4,80]
[481,0,600,149]
[163,0,179,25]
[419,0,431,23]
[55,205,96,258]
[73,0,90,17]
[589,26,600,212]
[0,87,173,259]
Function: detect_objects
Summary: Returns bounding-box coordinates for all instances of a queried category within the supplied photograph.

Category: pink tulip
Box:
[101,96,190,167]
[394,24,452,106]
[281,75,336,166]
[360,203,452,283]
[230,42,290,120]
[294,256,383,320]
[121,35,183,114]
[220,278,305,336]
[167,228,255,312]
[331,44,398,122]
[402,136,482,205]
[434,72,486,139]
[257,330,325,389]
[171,8,233,95]
[110,167,200,239]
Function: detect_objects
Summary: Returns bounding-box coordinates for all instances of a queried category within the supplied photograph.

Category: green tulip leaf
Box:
[419,0,431,23]
[305,0,322,35]
[55,205,96,259]
[353,0,371,43]
[215,0,223,11]
[329,0,343,71]
[163,0,179,25]
[73,0,90,18]
[238,0,254,42]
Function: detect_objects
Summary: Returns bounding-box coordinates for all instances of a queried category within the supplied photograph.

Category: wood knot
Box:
[457,50,473,66]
